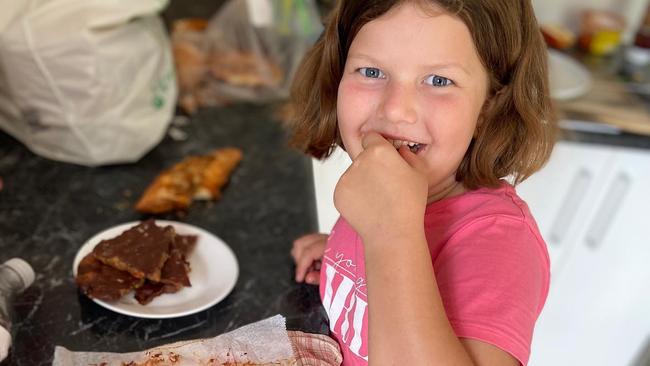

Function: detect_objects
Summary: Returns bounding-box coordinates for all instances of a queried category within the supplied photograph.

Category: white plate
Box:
[548,49,592,101]
[73,220,238,319]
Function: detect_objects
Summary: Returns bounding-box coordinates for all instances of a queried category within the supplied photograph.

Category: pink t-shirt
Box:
[319,182,550,365]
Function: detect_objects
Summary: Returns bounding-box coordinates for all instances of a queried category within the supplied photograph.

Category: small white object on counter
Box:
[0,258,35,362]
[548,49,593,101]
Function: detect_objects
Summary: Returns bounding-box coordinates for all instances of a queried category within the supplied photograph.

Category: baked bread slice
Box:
[135,148,243,214]
[92,219,174,282]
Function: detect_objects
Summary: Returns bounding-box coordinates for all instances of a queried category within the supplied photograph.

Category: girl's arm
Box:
[363,231,518,365]
[335,132,518,365]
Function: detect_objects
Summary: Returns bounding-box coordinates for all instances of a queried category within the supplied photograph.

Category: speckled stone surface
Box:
[0,103,328,366]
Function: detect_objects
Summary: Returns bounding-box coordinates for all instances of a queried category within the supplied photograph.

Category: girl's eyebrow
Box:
[347,52,471,76]
[347,53,381,63]
[424,63,471,76]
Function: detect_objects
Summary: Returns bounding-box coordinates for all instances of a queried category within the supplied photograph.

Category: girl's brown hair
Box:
[287,0,558,189]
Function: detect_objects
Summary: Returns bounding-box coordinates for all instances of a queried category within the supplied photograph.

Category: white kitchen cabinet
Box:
[312,147,351,233]
[516,141,618,275]
[519,141,650,366]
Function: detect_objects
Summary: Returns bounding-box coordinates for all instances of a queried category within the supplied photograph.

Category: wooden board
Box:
[560,76,650,136]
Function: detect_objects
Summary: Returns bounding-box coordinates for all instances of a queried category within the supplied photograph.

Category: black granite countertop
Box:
[0,103,328,366]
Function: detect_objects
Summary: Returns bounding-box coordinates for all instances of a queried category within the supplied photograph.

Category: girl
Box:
[289,0,557,365]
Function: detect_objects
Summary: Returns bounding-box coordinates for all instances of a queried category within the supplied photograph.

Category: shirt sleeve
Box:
[433,215,550,366]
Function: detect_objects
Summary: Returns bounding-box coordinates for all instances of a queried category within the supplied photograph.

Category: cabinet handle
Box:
[585,173,631,249]
[548,169,592,245]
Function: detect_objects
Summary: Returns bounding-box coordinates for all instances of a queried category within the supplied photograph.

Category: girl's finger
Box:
[398,145,427,172]
[291,233,321,260]
[294,246,324,282]
[295,257,314,282]
[304,270,320,285]
[293,233,326,249]
[360,131,389,151]
[294,253,317,282]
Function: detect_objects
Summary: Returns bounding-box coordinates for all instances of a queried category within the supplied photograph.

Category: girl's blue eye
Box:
[425,75,453,87]
[358,67,385,79]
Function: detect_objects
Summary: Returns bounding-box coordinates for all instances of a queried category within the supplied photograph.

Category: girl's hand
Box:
[291,233,328,285]
[334,132,428,242]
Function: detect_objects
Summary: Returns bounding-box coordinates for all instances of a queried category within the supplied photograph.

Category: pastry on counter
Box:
[135,147,243,214]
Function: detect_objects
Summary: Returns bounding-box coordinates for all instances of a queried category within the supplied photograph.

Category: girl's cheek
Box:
[338,80,376,116]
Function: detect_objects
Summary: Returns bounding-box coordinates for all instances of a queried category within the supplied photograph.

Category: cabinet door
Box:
[516,141,616,275]
[312,147,351,233]
[530,147,650,366]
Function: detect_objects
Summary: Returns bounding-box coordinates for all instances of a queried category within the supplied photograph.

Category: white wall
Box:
[532,0,649,43]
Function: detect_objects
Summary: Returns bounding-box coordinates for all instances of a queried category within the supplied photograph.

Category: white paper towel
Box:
[53,315,295,365]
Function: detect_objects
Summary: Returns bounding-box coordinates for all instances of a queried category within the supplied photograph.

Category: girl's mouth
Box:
[389,139,427,154]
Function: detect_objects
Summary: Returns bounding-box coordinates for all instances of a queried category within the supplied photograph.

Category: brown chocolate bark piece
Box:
[134,234,198,304]
[92,219,174,282]
[160,250,191,289]
[76,253,144,301]
[173,234,197,256]
[134,281,166,305]
[160,234,196,289]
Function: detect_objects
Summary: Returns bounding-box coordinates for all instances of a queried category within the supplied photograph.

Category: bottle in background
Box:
[620,3,650,82]
[634,2,650,48]
[0,258,35,362]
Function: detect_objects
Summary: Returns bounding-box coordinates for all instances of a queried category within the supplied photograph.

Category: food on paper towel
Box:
[61,330,343,365]
[75,220,197,304]
[135,147,243,214]
[52,316,343,366]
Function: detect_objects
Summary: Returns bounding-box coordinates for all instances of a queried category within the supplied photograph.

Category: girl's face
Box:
[337,2,489,200]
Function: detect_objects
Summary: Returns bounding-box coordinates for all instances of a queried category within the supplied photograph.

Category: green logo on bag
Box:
[151,68,175,110]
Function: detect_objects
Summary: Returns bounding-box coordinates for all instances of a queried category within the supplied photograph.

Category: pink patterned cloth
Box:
[289,331,343,365]
[319,182,550,366]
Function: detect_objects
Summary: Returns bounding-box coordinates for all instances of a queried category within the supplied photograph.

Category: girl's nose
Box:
[379,82,418,125]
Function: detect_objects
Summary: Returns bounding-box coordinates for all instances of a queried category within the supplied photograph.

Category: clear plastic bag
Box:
[172,0,322,113]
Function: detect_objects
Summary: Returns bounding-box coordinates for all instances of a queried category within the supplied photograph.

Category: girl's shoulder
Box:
[425,181,531,223]
[424,181,545,252]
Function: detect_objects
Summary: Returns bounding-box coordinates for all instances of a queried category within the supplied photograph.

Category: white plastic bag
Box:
[0,0,177,166]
